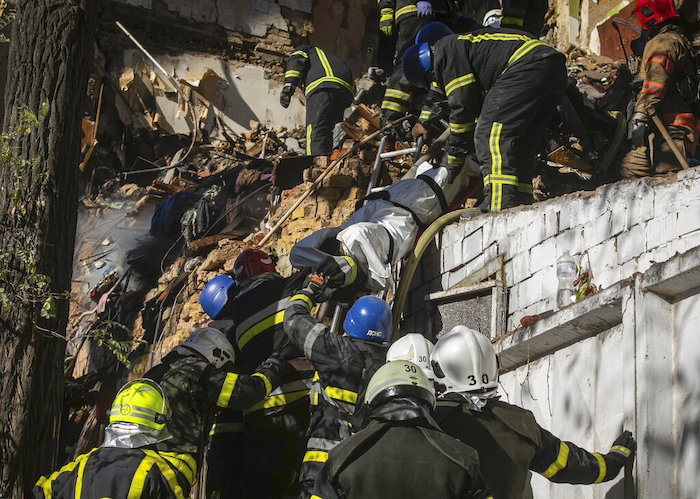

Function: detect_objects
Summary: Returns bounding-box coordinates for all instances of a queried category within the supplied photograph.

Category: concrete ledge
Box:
[642,244,700,303]
[497,280,631,372]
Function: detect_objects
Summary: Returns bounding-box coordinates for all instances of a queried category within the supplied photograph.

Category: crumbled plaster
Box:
[120,50,306,135]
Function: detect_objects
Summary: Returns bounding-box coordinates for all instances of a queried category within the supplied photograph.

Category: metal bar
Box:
[652,115,690,170]
[414,135,425,163]
[366,136,388,196]
[330,303,349,333]
[380,147,417,159]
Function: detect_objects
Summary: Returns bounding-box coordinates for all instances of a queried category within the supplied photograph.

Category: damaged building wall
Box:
[403,167,700,334]
[118,50,307,135]
[102,0,376,140]
[495,246,700,497]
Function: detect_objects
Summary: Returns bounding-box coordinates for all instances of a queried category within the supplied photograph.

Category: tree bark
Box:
[0,1,97,496]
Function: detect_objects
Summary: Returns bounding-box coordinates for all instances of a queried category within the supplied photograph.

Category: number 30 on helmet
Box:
[431,326,499,395]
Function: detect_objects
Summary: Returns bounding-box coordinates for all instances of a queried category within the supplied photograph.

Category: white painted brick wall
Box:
[617,224,646,264]
[423,171,700,333]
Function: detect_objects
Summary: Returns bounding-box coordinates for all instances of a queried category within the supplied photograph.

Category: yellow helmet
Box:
[109,379,170,431]
[364,360,436,409]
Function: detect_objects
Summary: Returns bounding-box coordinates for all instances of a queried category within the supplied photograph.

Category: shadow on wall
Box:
[310,0,376,75]
[212,60,259,130]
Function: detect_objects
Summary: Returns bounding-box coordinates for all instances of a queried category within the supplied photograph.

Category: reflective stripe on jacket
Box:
[431,28,563,164]
[635,25,699,136]
[284,45,355,98]
[33,447,196,499]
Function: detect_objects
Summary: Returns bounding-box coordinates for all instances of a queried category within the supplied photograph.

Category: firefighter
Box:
[200,249,313,498]
[144,326,287,484]
[430,326,637,499]
[283,278,390,498]
[311,360,493,499]
[279,45,354,155]
[378,0,452,120]
[34,379,194,498]
[402,24,567,212]
[499,0,550,37]
[620,0,698,178]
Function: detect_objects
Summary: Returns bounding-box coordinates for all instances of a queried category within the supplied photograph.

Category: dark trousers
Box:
[306,88,352,155]
[475,55,567,212]
[381,16,435,120]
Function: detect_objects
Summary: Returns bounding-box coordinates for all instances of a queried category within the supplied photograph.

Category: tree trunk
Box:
[0,1,97,496]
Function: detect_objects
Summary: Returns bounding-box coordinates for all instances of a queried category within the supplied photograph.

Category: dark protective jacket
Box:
[635,24,699,137]
[430,29,563,168]
[145,347,279,468]
[283,293,387,488]
[283,45,355,100]
[207,272,313,497]
[312,398,493,499]
[209,272,312,427]
[499,0,549,36]
[33,446,195,499]
[377,0,451,24]
[436,396,625,499]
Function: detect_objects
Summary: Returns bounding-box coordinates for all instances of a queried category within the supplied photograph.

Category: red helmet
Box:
[635,0,678,30]
[233,249,276,282]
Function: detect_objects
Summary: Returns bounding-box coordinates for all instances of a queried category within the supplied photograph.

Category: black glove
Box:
[604,430,636,478]
[256,355,282,382]
[300,272,331,303]
[317,255,356,288]
[280,91,291,109]
[629,112,648,149]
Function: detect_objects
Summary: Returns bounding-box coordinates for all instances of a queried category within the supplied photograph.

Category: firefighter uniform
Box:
[435,396,635,499]
[499,0,550,37]
[621,24,699,178]
[206,272,313,498]
[283,294,387,498]
[312,398,492,499]
[379,1,451,119]
[33,446,195,499]
[144,346,281,471]
[283,46,354,155]
[431,29,566,211]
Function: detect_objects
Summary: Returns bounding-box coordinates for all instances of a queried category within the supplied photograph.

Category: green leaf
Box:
[37,102,49,123]
[40,296,56,319]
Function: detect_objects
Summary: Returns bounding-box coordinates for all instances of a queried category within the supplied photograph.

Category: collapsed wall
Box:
[98,0,377,137]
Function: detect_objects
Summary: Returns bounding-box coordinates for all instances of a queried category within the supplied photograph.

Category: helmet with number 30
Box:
[386,333,435,379]
[431,326,499,395]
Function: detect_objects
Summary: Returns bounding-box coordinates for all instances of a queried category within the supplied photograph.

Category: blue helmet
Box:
[415,21,453,45]
[343,296,392,343]
[402,43,432,89]
[200,275,236,319]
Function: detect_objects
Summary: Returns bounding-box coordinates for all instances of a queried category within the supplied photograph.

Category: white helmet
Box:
[483,8,502,27]
[182,327,235,368]
[431,326,499,396]
[365,360,436,409]
[386,333,435,379]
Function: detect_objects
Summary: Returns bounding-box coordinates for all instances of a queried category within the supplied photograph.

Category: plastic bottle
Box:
[556,252,577,308]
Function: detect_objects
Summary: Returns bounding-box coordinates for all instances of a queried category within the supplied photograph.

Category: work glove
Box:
[629,112,648,149]
[412,122,429,142]
[300,272,332,303]
[417,1,433,17]
[602,430,636,479]
[379,8,395,36]
[317,255,358,288]
[257,355,295,382]
[279,90,292,109]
